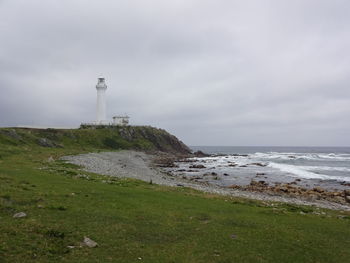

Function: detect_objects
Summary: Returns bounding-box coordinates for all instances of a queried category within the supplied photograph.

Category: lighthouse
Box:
[80,77,132,128]
[96,77,107,124]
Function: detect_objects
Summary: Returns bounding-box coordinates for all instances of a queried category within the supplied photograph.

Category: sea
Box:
[169,146,350,191]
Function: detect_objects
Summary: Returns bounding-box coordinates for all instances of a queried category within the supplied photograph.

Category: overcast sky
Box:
[1,0,349,146]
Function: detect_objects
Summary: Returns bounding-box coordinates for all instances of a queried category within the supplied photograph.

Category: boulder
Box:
[154,156,178,168]
[344,190,350,203]
[83,237,98,248]
[313,187,325,193]
[189,164,206,169]
[1,129,22,140]
[193,150,210,157]
[249,163,267,167]
[37,138,62,148]
[13,212,27,218]
[340,181,350,187]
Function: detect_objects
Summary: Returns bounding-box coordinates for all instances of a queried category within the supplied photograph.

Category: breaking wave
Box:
[268,162,350,182]
[251,152,350,161]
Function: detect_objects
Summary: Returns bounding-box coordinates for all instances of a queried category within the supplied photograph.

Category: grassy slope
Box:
[0,128,350,263]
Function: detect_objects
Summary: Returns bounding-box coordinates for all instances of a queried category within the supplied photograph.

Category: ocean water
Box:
[169,146,350,190]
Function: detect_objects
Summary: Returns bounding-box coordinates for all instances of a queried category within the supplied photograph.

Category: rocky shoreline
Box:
[62,151,350,211]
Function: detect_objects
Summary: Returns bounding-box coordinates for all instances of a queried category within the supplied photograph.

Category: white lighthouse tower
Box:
[96,77,107,124]
[81,77,132,128]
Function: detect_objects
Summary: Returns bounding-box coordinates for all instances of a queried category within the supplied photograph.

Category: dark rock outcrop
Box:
[37,138,63,148]
[193,150,210,157]
[189,164,206,169]
[116,126,191,155]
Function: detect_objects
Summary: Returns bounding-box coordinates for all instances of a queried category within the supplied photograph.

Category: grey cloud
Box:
[0,0,349,146]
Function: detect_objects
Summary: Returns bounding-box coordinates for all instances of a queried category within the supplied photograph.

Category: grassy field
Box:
[0,128,350,262]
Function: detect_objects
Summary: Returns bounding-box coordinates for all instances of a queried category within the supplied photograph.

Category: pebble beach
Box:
[62,151,350,211]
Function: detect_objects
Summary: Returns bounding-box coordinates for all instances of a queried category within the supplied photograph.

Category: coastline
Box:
[62,150,350,211]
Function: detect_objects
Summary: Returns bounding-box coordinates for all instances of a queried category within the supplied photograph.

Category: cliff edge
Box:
[0,126,191,155]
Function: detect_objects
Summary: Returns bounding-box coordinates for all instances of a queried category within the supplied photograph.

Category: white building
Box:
[112,115,130,126]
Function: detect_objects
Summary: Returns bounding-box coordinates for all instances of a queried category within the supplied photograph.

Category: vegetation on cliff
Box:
[0,126,191,156]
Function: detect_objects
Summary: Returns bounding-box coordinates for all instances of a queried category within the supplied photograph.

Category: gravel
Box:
[62,151,350,211]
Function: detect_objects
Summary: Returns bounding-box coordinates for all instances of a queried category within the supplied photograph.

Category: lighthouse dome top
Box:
[96,77,107,90]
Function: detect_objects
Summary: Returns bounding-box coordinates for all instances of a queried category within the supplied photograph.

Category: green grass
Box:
[0,128,350,262]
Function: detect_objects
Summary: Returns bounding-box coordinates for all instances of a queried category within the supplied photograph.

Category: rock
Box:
[344,191,350,203]
[155,157,178,167]
[231,154,248,157]
[211,172,217,176]
[277,186,289,193]
[193,150,210,157]
[83,237,98,248]
[332,192,342,197]
[38,138,56,148]
[250,180,258,186]
[313,187,325,193]
[227,184,241,189]
[335,196,345,203]
[258,180,268,186]
[47,156,54,162]
[223,173,229,176]
[256,173,265,176]
[239,165,248,168]
[189,164,206,169]
[177,159,196,163]
[249,163,267,167]
[13,212,27,218]
[1,129,22,140]
[228,164,237,167]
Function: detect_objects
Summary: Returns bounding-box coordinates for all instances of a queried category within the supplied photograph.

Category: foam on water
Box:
[251,152,350,161]
[267,162,350,182]
[191,154,350,183]
[186,146,350,189]
[300,165,350,172]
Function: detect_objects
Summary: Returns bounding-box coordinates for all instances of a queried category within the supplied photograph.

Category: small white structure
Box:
[113,115,130,126]
[96,77,107,124]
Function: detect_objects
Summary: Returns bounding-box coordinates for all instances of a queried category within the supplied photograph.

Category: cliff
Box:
[0,126,191,155]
